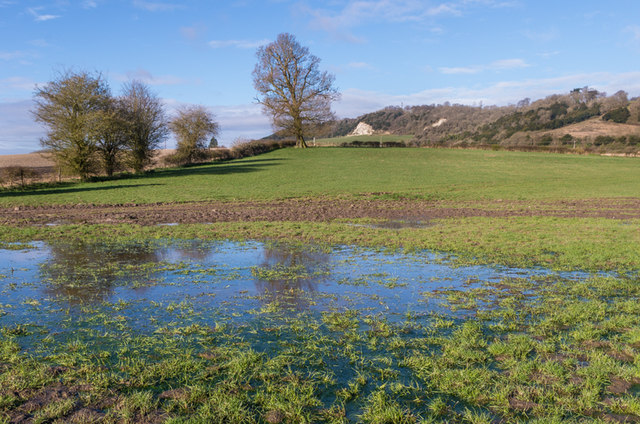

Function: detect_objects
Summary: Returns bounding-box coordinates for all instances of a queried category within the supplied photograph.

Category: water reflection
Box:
[40,241,159,303]
[253,243,331,310]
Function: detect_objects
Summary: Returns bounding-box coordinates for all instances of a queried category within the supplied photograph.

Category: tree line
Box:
[32,71,219,180]
[32,33,340,181]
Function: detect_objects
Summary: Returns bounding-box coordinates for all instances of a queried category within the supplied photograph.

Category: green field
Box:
[1,147,639,206]
[2,147,640,423]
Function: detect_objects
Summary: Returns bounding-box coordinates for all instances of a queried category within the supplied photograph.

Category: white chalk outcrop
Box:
[349,122,374,136]
[432,118,447,127]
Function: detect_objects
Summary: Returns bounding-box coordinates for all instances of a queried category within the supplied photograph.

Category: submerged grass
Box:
[1,247,640,422]
[0,216,638,271]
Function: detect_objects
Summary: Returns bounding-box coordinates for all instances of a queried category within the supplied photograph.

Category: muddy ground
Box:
[1,197,639,226]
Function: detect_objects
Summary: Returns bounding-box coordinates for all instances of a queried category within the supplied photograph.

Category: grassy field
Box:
[2,147,640,423]
[1,147,640,206]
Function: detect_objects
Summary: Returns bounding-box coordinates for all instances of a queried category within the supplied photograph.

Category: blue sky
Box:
[1,0,640,153]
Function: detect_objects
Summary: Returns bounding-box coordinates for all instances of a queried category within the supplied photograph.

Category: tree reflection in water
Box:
[40,241,160,304]
[253,243,331,311]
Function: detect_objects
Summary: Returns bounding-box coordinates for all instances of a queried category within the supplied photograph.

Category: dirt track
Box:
[1,197,639,226]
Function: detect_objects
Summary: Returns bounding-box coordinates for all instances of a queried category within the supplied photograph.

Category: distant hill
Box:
[318,87,640,153]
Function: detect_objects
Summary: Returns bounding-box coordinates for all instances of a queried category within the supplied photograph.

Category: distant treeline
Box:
[305,87,640,153]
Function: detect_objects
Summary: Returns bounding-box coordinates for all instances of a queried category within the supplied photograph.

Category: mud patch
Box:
[2,197,640,226]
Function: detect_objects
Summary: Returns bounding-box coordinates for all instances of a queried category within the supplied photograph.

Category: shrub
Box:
[627,135,640,146]
[560,134,573,144]
[230,139,295,159]
[593,135,615,146]
[1,166,40,188]
[602,107,631,123]
[538,134,553,146]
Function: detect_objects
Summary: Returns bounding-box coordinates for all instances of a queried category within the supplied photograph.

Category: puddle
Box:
[0,239,588,353]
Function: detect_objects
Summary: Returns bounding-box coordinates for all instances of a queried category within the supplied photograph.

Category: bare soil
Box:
[1,197,639,226]
[547,118,640,139]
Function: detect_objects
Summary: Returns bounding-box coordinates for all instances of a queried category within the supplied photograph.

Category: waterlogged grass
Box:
[0,216,639,271]
[1,148,640,205]
[1,240,640,422]
[1,148,639,422]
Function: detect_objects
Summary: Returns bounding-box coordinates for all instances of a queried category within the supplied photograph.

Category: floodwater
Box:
[0,240,588,353]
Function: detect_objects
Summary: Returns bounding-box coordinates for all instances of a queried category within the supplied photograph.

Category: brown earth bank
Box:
[1,197,639,226]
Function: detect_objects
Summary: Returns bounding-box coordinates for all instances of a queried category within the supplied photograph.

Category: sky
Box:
[1,0,640,154]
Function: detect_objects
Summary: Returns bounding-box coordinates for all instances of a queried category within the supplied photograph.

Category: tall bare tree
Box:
[120,80,168,173]
[253,33,339,148]
[32,70,110,180]
[169,105,219,165]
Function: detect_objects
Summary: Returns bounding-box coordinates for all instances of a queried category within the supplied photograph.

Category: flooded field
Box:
[1,240,639,422]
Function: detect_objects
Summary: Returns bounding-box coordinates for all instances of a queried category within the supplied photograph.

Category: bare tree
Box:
[253,33,340,148]
[120,80,168,173]
[169,105,219,165]
[32,70,110,180]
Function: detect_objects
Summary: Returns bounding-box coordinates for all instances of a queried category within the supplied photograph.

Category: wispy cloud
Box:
[208,39,269,49]
[27,7,61,22]
[0,100,45,154]
[522,28,558,43]
[0,51,29,61]
[116,69,188,86]
[82,0,98,9]
[298,0,516,42]
[180,24,207,40]
[625,25,640,44]
[1,76,37,92]
[335,71,640,118]
[132,1,182,12]
[439,58,529,74]
[347,61,373,69]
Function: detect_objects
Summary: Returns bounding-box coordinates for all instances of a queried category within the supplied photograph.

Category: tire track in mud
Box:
[2,197,640,226]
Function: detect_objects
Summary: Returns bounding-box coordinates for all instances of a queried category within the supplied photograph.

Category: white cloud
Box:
[208,39,269,49]
[212,104,271,145]
[115,69,188,86]
[625,25,640,45]
[522,28,558,43]
[132,1,182,12]
[335,71,640,118]
[28,39,50,47]
[298,0,515,42]
[1,76,37,93]
[439,58,529,74]
[180,24,207,40]
[347,61,373,69]
[439,66,480,75]
[491,58,528,69]
[0,51,29,61]
[0,100,44,154]
[82,0,98,8]
[27,7,61,21]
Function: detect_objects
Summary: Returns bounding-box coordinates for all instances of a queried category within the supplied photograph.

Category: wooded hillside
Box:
[317,87,640,153]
